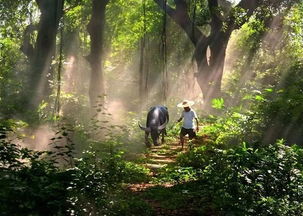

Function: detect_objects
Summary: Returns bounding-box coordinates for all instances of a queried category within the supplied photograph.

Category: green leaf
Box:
[255,95,265,101]
[211,98,225,110]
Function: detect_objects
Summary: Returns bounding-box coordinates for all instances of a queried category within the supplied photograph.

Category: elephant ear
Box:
[138,122,151,132]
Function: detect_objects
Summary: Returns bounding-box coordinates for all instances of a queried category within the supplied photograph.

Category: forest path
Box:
[128,140,182,191]
[126,139,202,216]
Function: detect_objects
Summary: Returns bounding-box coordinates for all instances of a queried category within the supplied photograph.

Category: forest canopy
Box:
[0,0,303,215]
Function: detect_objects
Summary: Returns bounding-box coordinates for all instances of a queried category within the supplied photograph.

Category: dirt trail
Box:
[128,142,181,191]
[127,141,199,216]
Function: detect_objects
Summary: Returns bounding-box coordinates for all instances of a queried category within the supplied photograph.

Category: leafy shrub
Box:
[156,166,199,183]
[178,141,303,215]
[258,62,303,145]
[0,141,71,215]
[108,191,154,216]
[177,145,215,169]
[201,62,303,149]
[67,145,150,215]
[200,107,263,148]
[0,133,150,216]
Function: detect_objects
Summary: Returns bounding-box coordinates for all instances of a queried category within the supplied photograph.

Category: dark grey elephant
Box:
[139,106,169,147]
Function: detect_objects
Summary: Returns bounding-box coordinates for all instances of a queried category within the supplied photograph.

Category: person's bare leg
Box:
[180,134,184,149]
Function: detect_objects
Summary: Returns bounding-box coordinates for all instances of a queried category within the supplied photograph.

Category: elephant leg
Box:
[161,129,166,144]
[145,132,151,147]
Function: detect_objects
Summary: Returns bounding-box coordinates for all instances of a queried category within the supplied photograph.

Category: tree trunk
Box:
[139,0,147,106]
[21,0,64,109]
[195,32,230,105]
[86,0,109,108]
[153,0,259,106]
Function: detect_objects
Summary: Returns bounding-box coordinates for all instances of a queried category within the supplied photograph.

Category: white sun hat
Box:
[177,100,195,108]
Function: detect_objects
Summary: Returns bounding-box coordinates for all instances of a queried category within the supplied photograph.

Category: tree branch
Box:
[20,24,36,60]
[208,0,225,37]
[237,0,259,15]
[208,0,219,19]
[227,0,259,31]
[153,0,206,46]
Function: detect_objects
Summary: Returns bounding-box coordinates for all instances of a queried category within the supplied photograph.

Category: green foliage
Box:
[67,149,114,215]
[177,141,303,215]
[225,1,303,103]
[157,166,199,183]
[211,97,225,110]
[187,0,210,27]
[0,141,71,215]
[0,0,32,38]
[257,62,303,144]
[106,0,162,55]
[284,2,303,57]
[0,121,150,215]
[264,63,303,121]
[145,186,189,210]
[108,190,154,216]
[0,1,303,215]
[166,121,181,137]
[67,146,150,215]
[205,61,303,148]
[64,0,90,31]
[199,106,261,148]
[0,37,28,115]
[177,145,214,169]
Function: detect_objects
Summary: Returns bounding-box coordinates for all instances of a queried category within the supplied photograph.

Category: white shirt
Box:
[181,109,198,129]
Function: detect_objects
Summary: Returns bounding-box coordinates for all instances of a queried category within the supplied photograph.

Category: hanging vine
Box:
[139,0,147,105]
[54,17,64,119]
[144,36,150,103]
[161,0,168,103]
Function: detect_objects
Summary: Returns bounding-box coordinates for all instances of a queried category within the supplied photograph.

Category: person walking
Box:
[177,100,199,149]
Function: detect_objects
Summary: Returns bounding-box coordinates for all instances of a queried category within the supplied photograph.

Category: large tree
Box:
[21,0,64,109]
[154,0,298,105]
[86,0,110,108]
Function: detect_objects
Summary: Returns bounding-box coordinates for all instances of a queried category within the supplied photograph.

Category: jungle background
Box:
[1,0,303,215]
